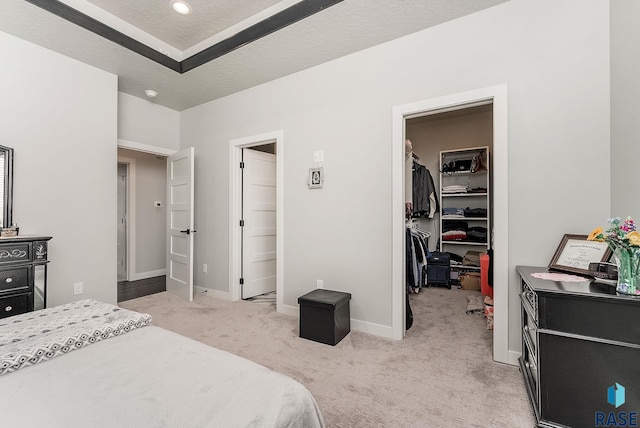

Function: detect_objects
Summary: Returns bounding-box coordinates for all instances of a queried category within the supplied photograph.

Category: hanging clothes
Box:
[406,225,431,293]
[412,160,439,218]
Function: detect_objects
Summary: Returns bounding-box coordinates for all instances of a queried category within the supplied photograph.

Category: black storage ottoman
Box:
[298,289,351,346]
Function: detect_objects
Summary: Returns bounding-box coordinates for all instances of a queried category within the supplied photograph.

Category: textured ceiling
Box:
[87,0,285,51]
[0,0,508,111]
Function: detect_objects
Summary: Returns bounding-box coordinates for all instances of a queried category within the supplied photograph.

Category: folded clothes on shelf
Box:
[442,207,465,218]
[467,187,487,193]
[463,250,482,267]
[442,185,468,194]
[442,230,466,240]
[466,226,487,242]
[442,220,468,232]
[463,207,487,217]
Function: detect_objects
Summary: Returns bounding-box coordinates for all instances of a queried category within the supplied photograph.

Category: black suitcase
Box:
[426,252,451,289]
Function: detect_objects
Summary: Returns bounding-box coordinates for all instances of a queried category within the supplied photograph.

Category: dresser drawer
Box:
[540,293,640,344]
[0,293,31,319]
[0,242,31,264]
[0,267,30,293]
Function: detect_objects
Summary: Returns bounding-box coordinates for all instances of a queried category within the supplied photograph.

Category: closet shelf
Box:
[442,216,488,221]
[450,265,481,271]
[439,146,490,256]
[441,193,488,197]
[441,241,488,246]
[441,170,487,176]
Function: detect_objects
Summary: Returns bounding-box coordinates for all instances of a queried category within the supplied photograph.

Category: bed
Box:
[0,299,325,428]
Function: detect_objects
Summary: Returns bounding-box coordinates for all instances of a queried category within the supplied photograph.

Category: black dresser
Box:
[517,266,640,427]
[0,235,52,319]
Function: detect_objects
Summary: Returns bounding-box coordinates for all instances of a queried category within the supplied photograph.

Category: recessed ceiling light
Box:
[171,1,192,15]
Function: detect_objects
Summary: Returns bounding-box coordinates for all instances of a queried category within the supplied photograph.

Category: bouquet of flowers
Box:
[588,216,640,295]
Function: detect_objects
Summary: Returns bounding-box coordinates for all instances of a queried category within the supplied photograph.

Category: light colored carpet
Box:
[120,287,535,427]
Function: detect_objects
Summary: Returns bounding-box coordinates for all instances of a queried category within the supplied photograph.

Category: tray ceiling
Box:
[0,0,508,110]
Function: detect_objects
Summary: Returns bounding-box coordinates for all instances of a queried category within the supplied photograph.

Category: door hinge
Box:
[239,219,245,227]
[239,161,245,169]
[239,277,244,285]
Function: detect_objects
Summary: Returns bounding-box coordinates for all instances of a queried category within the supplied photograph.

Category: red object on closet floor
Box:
[481,253,493,298]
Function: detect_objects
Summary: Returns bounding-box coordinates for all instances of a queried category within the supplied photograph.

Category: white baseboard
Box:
[129,269,166,281]
[278,304,393,339]
[507,350,521,366]
[351,319,393,339]
[278,304,299,317]
[195,286,233,301]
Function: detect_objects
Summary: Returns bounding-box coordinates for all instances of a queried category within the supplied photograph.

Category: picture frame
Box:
[308,167,323,189]
[548,234,612,276]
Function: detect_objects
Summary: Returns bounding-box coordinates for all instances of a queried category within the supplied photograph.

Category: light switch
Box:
[74,282,83,295]
[313,150,324,162]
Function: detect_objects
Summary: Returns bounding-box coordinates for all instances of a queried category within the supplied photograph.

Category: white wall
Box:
[611,0,640,218]
[182,0,610,351]
[118,92,180,152]
[0,30,117,306]
[118,148,167,279]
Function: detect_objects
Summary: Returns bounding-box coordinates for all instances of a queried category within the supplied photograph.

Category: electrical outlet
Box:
[316,279,323,289]
[203,264,208,273]
[73,282,83,295]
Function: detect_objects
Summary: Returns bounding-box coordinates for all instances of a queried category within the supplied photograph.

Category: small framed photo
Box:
[308,167,323,189]
[548,234,612,276]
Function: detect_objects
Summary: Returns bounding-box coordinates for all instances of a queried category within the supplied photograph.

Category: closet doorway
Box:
[392,85,510,364]
[405,105,493,328]
[241,146,276,301]
[229,131,284,313]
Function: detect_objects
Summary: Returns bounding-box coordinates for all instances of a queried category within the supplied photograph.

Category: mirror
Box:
[0,145,14,229]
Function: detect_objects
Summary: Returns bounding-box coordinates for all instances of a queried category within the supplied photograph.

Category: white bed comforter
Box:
[0,299,152,375]
[0,305,324,428]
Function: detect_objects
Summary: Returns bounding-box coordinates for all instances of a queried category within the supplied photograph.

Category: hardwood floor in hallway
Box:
[117,276,166,303]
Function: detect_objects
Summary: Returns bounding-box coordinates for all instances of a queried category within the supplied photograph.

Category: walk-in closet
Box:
[404,103,495,336]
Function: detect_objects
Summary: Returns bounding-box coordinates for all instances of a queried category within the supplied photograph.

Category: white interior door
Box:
[166,147,195,301]
[242,149,276,299]
[116,163,127,281]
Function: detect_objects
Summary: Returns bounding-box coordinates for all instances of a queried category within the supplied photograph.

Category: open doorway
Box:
[404,104,494,349]
[117,162,128,282]
[241,144,276,307]
[229,130,284,313]
[392,85,510,364]
[117,148,169,302]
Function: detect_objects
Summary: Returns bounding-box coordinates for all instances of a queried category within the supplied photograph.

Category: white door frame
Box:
[117,141,177,283]
[229,131,284,312]
[392,85,511,364]
[118,139,177,157]
[117,156,136,282]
